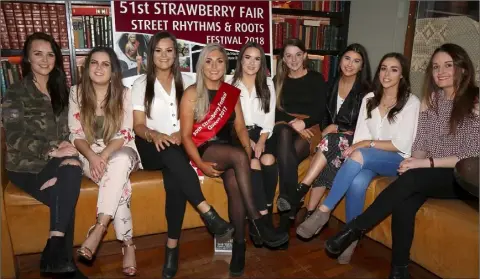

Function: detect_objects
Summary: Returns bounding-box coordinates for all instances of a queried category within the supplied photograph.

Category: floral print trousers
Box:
[79,144,140,241]
[312,133,354,189]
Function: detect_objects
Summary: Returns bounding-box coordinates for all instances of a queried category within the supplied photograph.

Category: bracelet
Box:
[429,157,434,168]
[243,145,251,149]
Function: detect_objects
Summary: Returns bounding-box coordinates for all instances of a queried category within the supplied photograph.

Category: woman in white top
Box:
[228,42,277,247]
[296,53,420,260]
[131,31,232,279]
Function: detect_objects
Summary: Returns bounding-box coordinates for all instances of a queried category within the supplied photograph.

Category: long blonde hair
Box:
[275,38,308,111]
[77,47,125,144]
[194,43,228,122]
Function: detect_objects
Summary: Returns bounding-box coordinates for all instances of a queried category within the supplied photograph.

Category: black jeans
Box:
[135,136,205,239]
[7,156,82,233]
[353,167,470,265]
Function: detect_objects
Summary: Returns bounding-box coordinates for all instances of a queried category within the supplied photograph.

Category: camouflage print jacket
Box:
[2,75,69,173]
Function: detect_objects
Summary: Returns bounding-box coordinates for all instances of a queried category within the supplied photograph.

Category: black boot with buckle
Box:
[249,215,289,248]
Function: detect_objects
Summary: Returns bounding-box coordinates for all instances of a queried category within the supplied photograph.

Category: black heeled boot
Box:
[200,207,234,238]
[389,264,409,279]
[41,236,76,274]
[249,215,289,248]
[162,245,179,279]
[292,183,311,207]
[325,218,365,257]
[229,240,246,277]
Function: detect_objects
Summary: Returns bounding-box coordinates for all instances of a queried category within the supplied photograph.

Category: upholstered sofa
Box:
[1,131,478,279]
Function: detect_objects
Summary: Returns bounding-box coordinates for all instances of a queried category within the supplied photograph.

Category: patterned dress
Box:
[312,133,353,188]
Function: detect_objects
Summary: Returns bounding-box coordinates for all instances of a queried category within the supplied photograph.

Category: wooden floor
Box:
[18,213,440,279]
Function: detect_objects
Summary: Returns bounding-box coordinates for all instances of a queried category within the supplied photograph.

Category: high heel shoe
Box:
[325,218,365,257]
[296,208,331,239]
[76,222,107,261]
[337,240,358,264]
[229,240,246,277]
[122,243,137,276]
[162,245,179,279]
[249,215,289,248]
[200,206,234,238]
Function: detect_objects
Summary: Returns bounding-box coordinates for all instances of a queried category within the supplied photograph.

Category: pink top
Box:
[412,91,479,160]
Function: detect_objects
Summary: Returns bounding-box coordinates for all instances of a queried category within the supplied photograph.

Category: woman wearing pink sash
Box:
[180,43,288,277]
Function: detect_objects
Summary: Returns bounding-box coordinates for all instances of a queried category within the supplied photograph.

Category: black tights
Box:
[201,143,260,241]
[273,124,310,200]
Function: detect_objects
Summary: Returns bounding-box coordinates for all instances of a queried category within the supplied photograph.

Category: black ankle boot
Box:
[200,207,234,238]
[249,220,263,248]
[162,246,179,279]
[229,240,246,277]
[389,265,409,279]
[277,211,293,234]
[42,236,76,274]
[292,183,310,206]
[249,215,289,248]
[325,219,365,257]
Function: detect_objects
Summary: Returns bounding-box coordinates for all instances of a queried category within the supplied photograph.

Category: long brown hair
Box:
[274,38,308,111]
[144,31,184,118]
[367,53,411,123]
[422,43,478,134]
[77,47,125,144]
[22,32,69,116]
[232,42,270,113]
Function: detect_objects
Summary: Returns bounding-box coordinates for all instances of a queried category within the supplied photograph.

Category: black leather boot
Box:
[389,265,409,279]
[292,183,311,207]
[229,240,246,277]
[249,215,289,248]
[162,245,179,279]
[249,220,263,247]
[42,236,76,274]
[325,219,365,257]
[266,205,274,229]
[200,206,234,238]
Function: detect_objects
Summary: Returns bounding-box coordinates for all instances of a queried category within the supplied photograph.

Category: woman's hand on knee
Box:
[199,161,223,178]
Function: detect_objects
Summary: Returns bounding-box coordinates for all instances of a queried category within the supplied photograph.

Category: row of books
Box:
[0,2,112,51]
[0,2,68,50]
[273,0,346,12]
[273,19,340,51]
[72,15,113,49]
[0,56,72,97]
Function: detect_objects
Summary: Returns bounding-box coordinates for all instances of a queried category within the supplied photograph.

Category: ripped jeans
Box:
[7,156,83,233]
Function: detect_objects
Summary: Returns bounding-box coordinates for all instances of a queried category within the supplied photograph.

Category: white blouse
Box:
[228,77,276,138]
[131,73,194,135]
[353,92,420,158]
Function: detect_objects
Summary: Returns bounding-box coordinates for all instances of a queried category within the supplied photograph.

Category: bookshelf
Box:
[272,1,351,81]
[0,0,111,91]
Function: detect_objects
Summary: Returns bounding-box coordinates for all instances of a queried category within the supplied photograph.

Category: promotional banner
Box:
[111,1,272,84]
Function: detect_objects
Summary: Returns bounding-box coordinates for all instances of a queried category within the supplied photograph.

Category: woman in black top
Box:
[272,38,328,229]
[292,44,372,221]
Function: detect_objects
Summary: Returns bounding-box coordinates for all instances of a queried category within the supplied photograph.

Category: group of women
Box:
[2,29,478,279]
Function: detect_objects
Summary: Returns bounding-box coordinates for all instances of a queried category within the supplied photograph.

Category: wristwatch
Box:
[369,140,375,148]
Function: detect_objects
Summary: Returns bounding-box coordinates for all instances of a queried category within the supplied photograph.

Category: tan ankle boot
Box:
[296,208,330,239]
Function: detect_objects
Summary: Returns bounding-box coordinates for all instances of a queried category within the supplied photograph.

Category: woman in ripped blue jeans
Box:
[296,52,420,264]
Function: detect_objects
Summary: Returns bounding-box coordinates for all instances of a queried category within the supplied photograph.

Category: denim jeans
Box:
[322,148,404,222]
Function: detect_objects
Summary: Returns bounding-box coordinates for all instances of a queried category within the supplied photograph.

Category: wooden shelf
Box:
[272,8,343,24]
[273,49,340,56]
[1,49,70,57]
